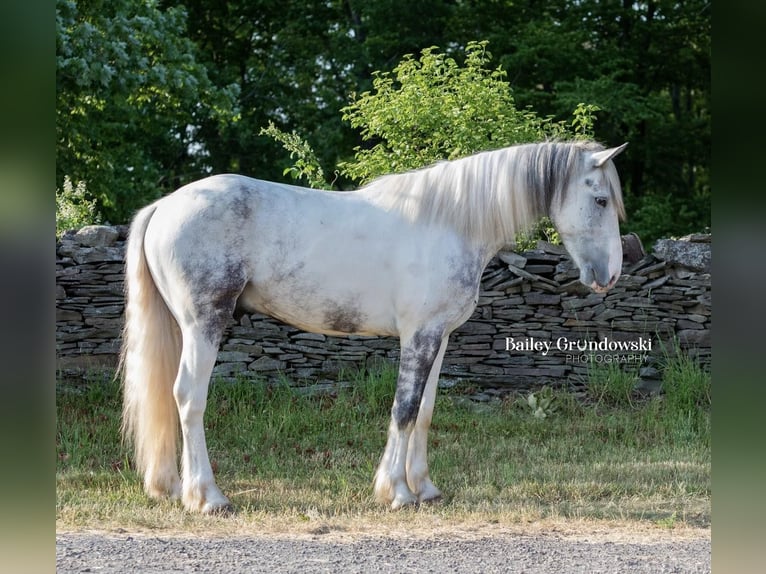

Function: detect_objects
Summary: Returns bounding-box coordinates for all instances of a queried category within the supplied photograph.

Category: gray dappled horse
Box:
[120,141,628,513]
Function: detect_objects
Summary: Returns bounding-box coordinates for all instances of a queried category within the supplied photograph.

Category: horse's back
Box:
[141,174,482,338]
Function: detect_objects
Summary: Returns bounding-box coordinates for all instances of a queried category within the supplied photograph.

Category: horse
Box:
[120,140,628,513]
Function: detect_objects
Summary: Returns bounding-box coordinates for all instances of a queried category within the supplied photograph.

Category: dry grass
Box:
[57,363,710,539]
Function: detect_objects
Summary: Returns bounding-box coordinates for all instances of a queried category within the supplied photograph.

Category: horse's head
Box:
[550,143,628,294]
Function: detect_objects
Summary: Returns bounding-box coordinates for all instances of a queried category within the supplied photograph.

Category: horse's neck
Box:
[359,148,546,254]
[455,150,544,252]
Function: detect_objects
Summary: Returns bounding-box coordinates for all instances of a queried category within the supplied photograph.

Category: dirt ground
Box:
[56,522,711,573]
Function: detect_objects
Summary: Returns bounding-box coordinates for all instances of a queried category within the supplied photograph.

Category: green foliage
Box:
[570,103,602,140]
[178,0,365,188]
[261,41,595,249]
[259,122,331,190]
[469,0,711,240]
[56,176,101,237]
[625,191,711,247]
[339,41,594,183]
[657,342,711,439]
[662,353,711,413]
[525,387,557,420]
[587,360,639,409]
[584,345,711,443]
[56,1,709,240]
[514,217,561,251]
[56,0,239,223]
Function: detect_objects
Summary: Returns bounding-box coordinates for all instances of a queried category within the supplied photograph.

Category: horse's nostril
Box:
[595,274,617,291]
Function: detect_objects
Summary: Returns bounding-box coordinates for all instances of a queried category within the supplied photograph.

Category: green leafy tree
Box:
[446,0,710,243]
[175,0,358,186]
[339,42,595,183]
[56,0,239,223]
[173,0,462,189]
[264,42,596,247]
[67,0,709,242]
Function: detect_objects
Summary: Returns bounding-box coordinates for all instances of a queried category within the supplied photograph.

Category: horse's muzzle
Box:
[582,264,620,293]
[590,273,619,293]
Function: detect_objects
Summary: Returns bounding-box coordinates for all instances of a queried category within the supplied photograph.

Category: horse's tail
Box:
[119,202,182,497]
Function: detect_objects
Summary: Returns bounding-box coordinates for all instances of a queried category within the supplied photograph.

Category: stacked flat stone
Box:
[56,226,711,393]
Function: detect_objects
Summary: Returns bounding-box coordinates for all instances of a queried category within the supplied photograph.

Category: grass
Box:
[56,358,710,536]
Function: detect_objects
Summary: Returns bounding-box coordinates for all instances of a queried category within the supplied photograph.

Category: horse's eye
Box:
[595,197,608,208]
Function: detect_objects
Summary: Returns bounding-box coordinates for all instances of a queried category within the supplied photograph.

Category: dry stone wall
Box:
[56,226,711,392]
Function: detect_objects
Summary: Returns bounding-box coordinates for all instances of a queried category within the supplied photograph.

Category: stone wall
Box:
[56,226,711,392]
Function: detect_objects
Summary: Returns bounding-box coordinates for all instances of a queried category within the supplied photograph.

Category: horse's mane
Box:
[361,141,625,245]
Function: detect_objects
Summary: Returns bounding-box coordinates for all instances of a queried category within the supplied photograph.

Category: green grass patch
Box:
[57,360,710,533]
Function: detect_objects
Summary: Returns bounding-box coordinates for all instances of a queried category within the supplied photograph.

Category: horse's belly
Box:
[235,281,398,337]
[235,220,482,339]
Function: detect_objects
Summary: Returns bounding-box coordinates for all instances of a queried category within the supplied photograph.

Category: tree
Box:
[173,0,353,186]
[56,0,238,223]
[172,0,461,190]
[57,0,710,243]
[446,0,711,242]
[339,42,597,183]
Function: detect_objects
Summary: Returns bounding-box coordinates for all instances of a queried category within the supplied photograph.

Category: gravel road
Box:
[57,528,710,573]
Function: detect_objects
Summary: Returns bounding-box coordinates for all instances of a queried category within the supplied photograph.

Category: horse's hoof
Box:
[390,493,418,510]
[202,502,235,516]
[418,493,443,505]
[415,481,442,504]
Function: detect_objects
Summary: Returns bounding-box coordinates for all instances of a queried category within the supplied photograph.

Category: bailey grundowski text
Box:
[504,336,652,357]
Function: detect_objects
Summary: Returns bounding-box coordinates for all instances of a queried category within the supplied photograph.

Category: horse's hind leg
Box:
[374,328,444,509]
[174,324,232,514]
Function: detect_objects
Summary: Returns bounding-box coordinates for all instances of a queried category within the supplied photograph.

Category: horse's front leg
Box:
[406,335,449,503]
[374,328,444,509]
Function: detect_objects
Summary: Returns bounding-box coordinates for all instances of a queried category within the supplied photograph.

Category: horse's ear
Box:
[591,142,629,167]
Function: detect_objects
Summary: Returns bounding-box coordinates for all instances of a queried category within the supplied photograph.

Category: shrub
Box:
[56,176,100,237]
